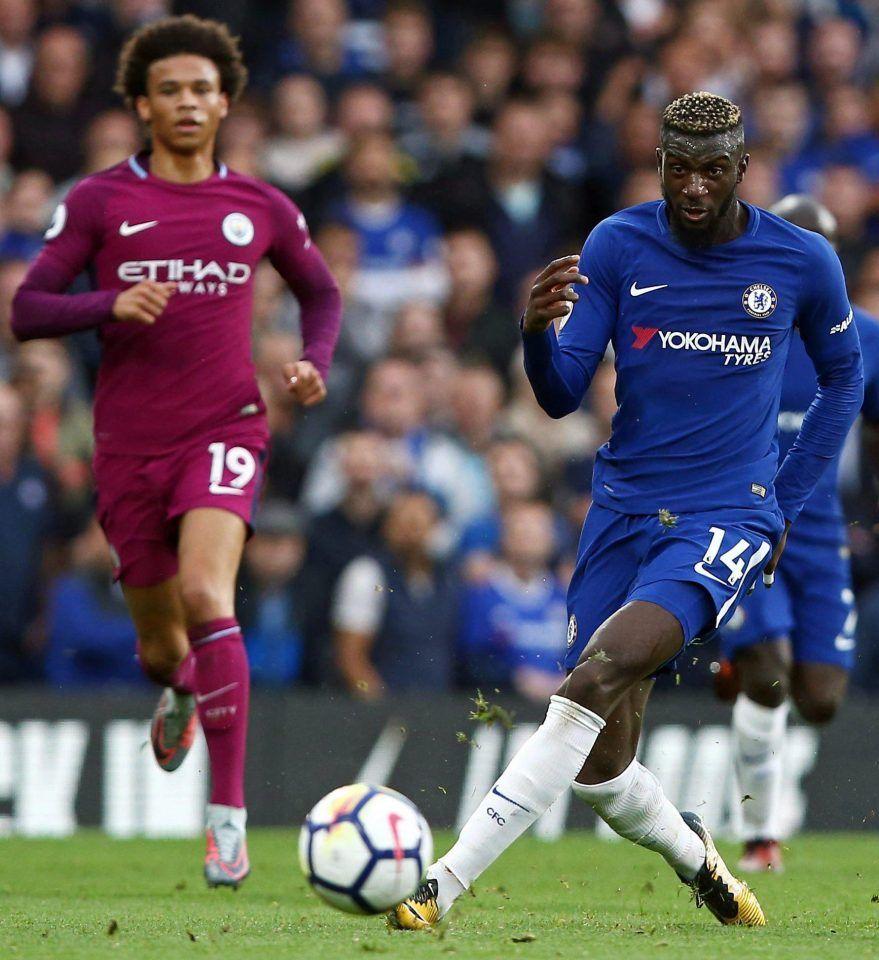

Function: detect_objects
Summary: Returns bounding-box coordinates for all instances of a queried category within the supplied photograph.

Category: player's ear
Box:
[655,146,663,176]
[135,95,151,125]
[218,92,229,120]
[737,152,750,183]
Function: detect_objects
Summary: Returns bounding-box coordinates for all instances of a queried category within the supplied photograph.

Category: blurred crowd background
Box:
[2,0,879,698]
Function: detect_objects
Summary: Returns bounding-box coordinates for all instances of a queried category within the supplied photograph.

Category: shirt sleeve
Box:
[331,556,386,634]
[266,188,343,380]
[522,218,619,418]
[11,178,117,341]
[774,235,864,523]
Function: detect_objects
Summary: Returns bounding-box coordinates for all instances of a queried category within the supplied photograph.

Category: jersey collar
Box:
[128,152,229,181]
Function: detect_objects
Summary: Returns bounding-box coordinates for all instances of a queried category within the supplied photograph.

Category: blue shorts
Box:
[564,503,783,673]
[719,535,856,670]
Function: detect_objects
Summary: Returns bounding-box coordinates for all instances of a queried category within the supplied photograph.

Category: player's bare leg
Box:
[731,638,792,872]
[791,661,847,725]
[178,507,251,888]
[395,601,758,927]
[124,578,198,773]
[571,683,762,925]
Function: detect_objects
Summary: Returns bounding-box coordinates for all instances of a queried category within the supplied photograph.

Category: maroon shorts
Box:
[94,424,269,588]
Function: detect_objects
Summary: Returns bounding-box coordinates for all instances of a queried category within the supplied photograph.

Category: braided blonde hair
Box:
[662,91,742,134]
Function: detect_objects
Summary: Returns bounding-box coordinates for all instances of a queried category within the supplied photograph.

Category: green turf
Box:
[2,831,877,960]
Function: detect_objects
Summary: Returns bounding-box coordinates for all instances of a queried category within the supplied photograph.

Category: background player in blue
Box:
[390,92,863,933]
[715,194,879,874]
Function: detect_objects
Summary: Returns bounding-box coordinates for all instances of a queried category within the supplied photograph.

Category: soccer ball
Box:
[298,783,433,914]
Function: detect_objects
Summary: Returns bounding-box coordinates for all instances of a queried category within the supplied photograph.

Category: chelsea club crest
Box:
[567,614,578,648]
[742,283,777,318]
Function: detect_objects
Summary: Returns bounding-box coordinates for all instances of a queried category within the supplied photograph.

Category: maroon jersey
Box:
[12,153,341,454]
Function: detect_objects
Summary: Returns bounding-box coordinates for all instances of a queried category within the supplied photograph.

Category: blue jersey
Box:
[777,307,879,546]
[460,569,568,681]
[327,198,441,270]
[524,201,863,523]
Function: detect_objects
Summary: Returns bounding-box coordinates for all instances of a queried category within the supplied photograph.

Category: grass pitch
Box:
[2,831,877,960]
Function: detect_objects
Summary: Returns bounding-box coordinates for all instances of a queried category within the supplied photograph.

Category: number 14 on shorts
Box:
[208,441,256,496]
[694,526,751,586]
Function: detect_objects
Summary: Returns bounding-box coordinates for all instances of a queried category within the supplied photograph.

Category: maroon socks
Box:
[189,618,250,809]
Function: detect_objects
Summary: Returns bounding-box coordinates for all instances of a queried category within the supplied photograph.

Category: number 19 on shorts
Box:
[208,442,256,496]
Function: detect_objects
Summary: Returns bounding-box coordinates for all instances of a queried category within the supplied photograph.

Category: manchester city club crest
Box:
[567,614,578,648]
[222,212,255,246]
[742,282,777,318]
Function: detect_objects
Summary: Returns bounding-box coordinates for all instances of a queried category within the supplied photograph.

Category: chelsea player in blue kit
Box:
[391,93,863,931]
[715,195,879,874]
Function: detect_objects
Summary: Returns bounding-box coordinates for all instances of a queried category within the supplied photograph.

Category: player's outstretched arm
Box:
[774,237,864,528]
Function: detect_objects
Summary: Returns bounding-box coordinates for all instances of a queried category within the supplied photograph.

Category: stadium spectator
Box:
[302,357,488,541]
[459,433,544,575]
[297,429,388,683]
[262,75,344,193]
[458,29,518,124]
[449,363,505,455]
[77,109,141,177]
[818,164,873,277]
[441,227,518,378]
[216,100,268,178]
[388,299,445,362]
[238,500,308,686]
[262,0,374,95]
[459,500,567,701]
[0,168,52,261]
[502,345,598,476]
[0,0,35,108]
[401,72,488,183]
[380,0,435,130]
[12,339,92,515]
[321,130,447,314]
[43,517,139,687]
[332,487,458,697]
[11,26,98,182]
[422,99,584,301]
[0,381,56,682]
[335,82,395,138]
[807,16,865,91]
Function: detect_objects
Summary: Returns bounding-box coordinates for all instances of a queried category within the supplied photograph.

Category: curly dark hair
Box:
[114,15,247,106]
[661,91,742,135]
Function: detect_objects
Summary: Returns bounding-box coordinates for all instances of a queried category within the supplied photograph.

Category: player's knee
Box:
[741,670,790,707]
[177,577,228,624]
[737,643,792,707]
[793,690,840,725]
[137,635,186,684]
[563,659,631,716]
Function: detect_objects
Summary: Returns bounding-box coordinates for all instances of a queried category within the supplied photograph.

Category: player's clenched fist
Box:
[522,255,589,335]
[112,280,177,325]
[284,360,327,406]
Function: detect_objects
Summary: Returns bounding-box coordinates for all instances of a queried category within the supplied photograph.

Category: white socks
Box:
[572,759,706,879]
[206,803,247,830]
[434,696,605,912]
[732,694,789,840]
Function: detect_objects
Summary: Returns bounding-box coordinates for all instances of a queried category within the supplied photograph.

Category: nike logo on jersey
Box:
[630,282,668,297]
[119,219,159,236]
[195,681,239,704]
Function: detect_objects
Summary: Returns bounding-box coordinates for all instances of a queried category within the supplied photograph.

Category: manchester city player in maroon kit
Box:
[11,16,342,887]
